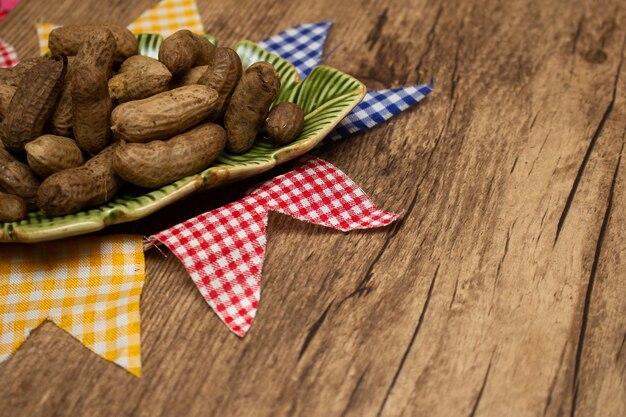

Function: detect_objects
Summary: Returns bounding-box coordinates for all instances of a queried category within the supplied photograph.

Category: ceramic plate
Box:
[0,34,365,243]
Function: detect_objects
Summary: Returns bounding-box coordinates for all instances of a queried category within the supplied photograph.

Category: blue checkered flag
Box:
[259,21,332,77]
[329,85,433,140]
[261,22,433,141]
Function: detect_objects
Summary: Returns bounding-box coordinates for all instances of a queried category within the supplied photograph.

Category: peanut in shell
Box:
[0,56,66,151]
[25,135,85,178]
[109,55,172,103]
[158,30,216,75]
[37,145,122,216]
[0,192,28,222]
[265,102,305,145]
[224,61,280,153]
[198,47,242,116]
[111,85,218,143]
[113,123,226,188]
[49,24,138,61]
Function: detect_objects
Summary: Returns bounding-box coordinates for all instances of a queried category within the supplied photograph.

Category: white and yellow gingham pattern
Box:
[36,0,204,55]
[0,236,145,376]
[128,0,204,36]
[35,22,59,56]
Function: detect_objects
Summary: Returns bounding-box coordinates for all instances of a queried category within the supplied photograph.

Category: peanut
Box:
[265,102,305,145]
[175,65,209,87]
[109,55,172,103]
[0,148,40,205]
[49,24,138,61]
[224,62,280,153]
[158,30,215,75]
[111,85,218,142]
[0,192,28,222]
[197,47,242,117]
[0,57,47,87]
[113,123,225,188]
[25,135,84,178]
[48,57,75,136]
[0,84,16,120]
[0,56,66,151]
[72,30,116,154]
[37,145,122,216]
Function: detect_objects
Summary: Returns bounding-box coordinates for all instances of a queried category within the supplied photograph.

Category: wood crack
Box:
[339,367,369,417]
[375,264,440,417]
[467,353,495,417]
[570,140,624,417]
[366,8,388,48]
[528,130,551,176]
[554,35,625,245]
[414,5,443,78]
[543,340,569,416]
[298,301,333,361]
[494,224,512,288]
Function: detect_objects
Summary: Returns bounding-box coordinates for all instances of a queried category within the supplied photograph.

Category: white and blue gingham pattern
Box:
[261,21,433,140]
[259,21,332,77]
[329,85,433,140]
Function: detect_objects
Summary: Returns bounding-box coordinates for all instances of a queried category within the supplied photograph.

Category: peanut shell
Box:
[72,30,116,154]
[37,145,122,216]
[0,192,28,222]
[0,56,66,151]
[113,122,226,188]
[265,102,305,145]
[111,85,218,142]
[0,148,40,204]
[109,55,172,103]
[25,135,84,178]
[175,65,209,87]
[198,47,242,116]
[0,84,16,120]
[49,24,138,61]
[158,30,216,75]
[224,61,280,153]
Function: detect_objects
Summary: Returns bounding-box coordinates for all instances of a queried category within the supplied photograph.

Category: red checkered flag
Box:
[0,38,18,68]
[149,158,400,336]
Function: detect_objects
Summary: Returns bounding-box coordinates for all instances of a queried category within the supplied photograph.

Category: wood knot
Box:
[584,49,607,64]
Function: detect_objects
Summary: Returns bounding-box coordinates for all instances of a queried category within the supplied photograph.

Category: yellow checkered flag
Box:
[0,236,145,376]
[36,0,205,55]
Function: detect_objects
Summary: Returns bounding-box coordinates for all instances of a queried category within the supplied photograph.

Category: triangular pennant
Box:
[259,21,332,77]
[35,22,59,56]
[127,0,204,36]
[0,0,20,21]
[0,236,145,376]
[329,85,433,140]
[36,0,205,55]
[151,196,268,337]
[149,158,400,336]
[0,37,18,68]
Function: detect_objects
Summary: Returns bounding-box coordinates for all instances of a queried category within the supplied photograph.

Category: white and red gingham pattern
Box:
[0,38,18,68]
[149,158,400,336]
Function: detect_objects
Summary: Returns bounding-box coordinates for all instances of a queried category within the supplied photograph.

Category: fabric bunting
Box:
[149,158,400,336]
[259,21,332,77]
[0,38,18,68]
[0,236,145,376]
[259,20,432,140]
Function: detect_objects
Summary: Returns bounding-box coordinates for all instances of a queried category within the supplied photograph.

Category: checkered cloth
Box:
[0,38,18,68]
[329,85,433,140]
[259,21,331,77]
[149,158,400,336]
[0,236,145,376]
[0,0,20,21]
[127,0,204,36]
[259,21,432,140]
[36,0,204,55]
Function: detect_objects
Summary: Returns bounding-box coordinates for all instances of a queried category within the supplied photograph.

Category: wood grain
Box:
[0,0,625,416]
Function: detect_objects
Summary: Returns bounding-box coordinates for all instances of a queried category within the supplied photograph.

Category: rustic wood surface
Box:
[1,0,625,416]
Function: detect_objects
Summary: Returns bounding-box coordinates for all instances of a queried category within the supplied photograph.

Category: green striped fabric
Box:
[0,35,365,243]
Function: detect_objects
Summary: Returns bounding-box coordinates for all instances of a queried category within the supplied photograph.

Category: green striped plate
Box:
[0,35,365,243]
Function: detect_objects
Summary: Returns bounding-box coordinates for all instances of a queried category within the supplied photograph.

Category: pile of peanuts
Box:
[0,24,305,221]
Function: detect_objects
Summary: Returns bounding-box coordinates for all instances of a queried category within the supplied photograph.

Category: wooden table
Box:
[1,0,625,416]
